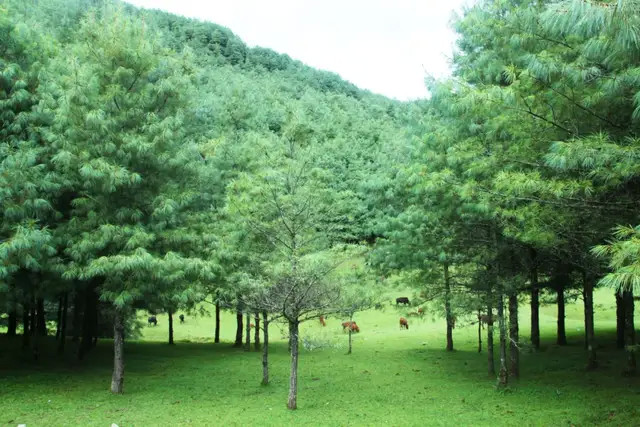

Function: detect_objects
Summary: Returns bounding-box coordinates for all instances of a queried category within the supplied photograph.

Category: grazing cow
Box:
[417,307,424,314]
[319,316,326,327]
[396,297,410,306]
[342,321,360,333]
[399,317,409,330]
[179,314,185,323]
[250,323,255,328]
[148,316,157,326]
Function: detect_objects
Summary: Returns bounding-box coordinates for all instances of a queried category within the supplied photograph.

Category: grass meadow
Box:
[1,288,639,426]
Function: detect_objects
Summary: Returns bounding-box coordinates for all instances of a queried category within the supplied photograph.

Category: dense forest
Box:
[1,0,639,412]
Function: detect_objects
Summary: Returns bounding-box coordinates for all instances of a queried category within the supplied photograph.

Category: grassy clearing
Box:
[1,289,639,426]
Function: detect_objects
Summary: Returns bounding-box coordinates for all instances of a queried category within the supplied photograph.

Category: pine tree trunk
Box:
[623,290,636,375]
[444,261,453,351]
[348,314,353,355]
[508,293,519,379]
[72,291,82,343]
[168,310,174,345]
[583,273,597,370]
[58,293,68,354]
[32,299,40,361]
[234,305,243,348]
[7,306,17,337]
[214,302,220,343]
[477,309,482,353]
[487,300,495,376]
[36,297,46,336]
[110,309,125,394]
[79,286,98,360]
[497,293,508,387]
[616,292,625,349]
[254,312,260,351]
[22,301,30,349]
[29,303,36,336]
[56,295,63,339]
[245,312,251,351]
[530,251,540,350]
[287,320,299,410]
[261,311,269,386]
[557,286,567,345]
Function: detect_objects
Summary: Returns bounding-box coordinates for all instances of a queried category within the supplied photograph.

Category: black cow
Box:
[148,316,157,326]
[396,297,410,306]
[179,314,185,323]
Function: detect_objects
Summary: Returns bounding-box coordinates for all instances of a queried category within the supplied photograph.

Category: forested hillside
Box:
[2,0,640,416]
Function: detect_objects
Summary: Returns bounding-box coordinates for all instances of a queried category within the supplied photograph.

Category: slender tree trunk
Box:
[29,302,36,336]
[508,293,519,379]
[583,272,597,370]
[214,302,220,343]
[7,306,17,337]
[616,292,625,349]
[58,293,68,354]
[36,297,46,336]
[530,249,540,350]
[22,301,30,349]
[348,313,353,355]
[497,293,508,387]
[287,320,300,410]
[254,312,260,350]
[79,285,98,359]
[557,286,567,345]
[110,309,125,394]
[234,304,243,348]
[168,310,174,345]
[56,295,63,339]
[623,290,636,375]
[444,262,453,351]
[72,291,82,342]
[261,311,269,385]
[487,299,495,376]
[245,312,251,351]
[477,309,482,353]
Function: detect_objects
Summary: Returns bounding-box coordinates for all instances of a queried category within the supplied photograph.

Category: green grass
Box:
[1,289,639,426]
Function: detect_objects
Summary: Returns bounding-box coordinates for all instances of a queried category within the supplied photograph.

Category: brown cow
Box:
[342,321,360,333]
[399,317,409,330]
[478,313,493,326]
[319,316,326,327]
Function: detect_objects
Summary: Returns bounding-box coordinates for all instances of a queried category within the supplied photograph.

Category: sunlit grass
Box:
[1,288,639,426]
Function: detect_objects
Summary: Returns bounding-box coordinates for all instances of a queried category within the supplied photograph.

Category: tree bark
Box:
[487,299,495,376]
[477,309,482,353]
[110,309,125,394]
[444,261,453,351]
[29,302,36,336]
[254,312,260,350]
[233,304,243,348]
[583,272,597,370]
[557,286,567,345]
[7,306,17,337]
[348,313,353,355]
[214,302,220,343]
[22,301,30,349]
[508,293,519,379]
[245,312,251,351]
[58,293,68,354]
[168,310,174,345]
[530,250,540,350]
[79,285,98,360]
[616,292,625,349]
[36,297,46,336]
[623,290,636,375]
[262,311,269,385]
[497,293,508,387]
[71,291,82,342]
[56,295,63,339]
[287,320,299,410]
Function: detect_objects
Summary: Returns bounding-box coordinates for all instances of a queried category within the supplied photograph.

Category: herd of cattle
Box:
[147,297,431,334]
